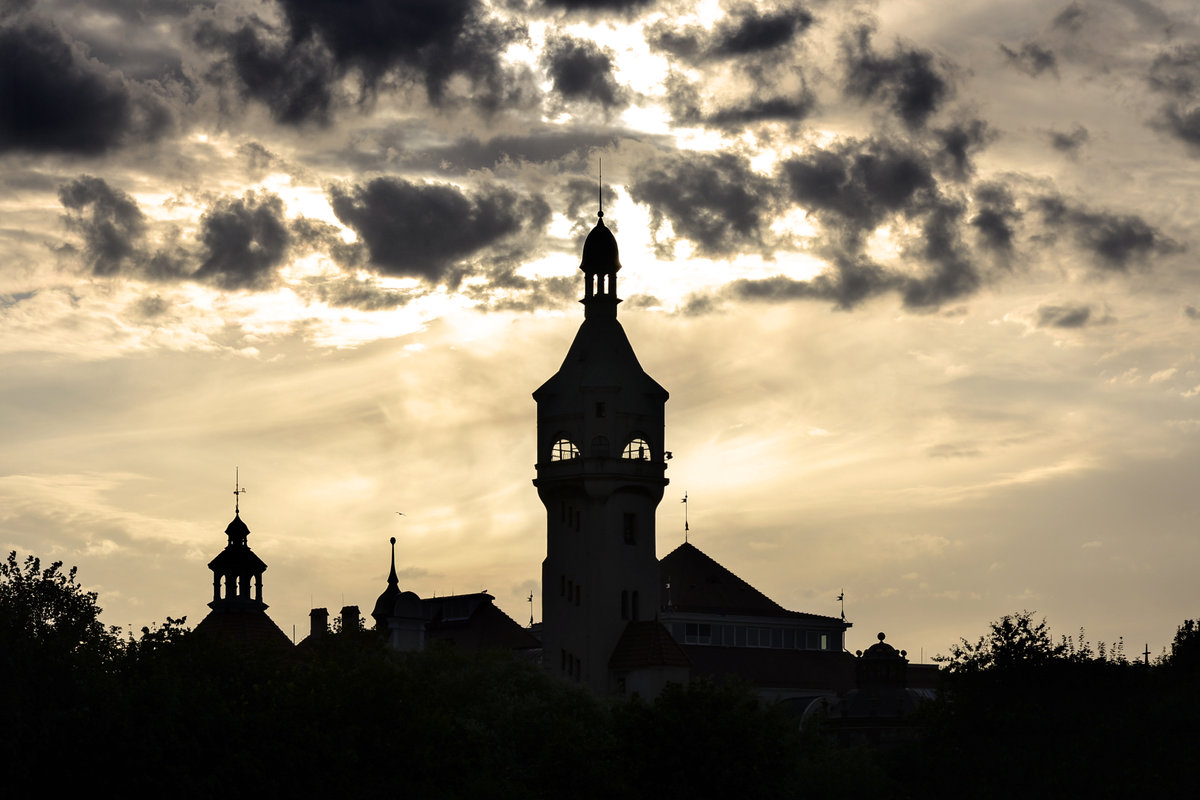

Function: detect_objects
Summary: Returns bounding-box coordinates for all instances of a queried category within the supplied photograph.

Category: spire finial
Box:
[597,158,603,219]
[681,492,689,543]
[387,536,399,587]
[233,467,246,514]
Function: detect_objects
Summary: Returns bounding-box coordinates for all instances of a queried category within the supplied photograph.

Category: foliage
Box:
[6,556,1200,797]
[1165,618,1200,670]
[0,550,123,665]
[934,610,1066,673]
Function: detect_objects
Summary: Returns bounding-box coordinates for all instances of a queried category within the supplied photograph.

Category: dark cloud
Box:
[934,119,993,181]
[902,196,977,309]
[707,90,817,128]
[330,178,551,283]
[1155,105,1200,150]
[55,177,345,292]
[130,294,170,319]
[841,24,951,128]
[282,0,524,106]
[1147,45,1200,98]
[647,3,813,62]
[194,193,291,291]
[468,271,577,312]
[1037,195,1181,270]
[0,21,171,154]
[195,0,527,125]
[1048,125,1089,154]
[392,128,626,173]
[709,3,814,58]
[628,152,779,258]
[726,256,898,310]
[1052,2,1088,33]
[58,176,148,276]
[747,137,989,310]
[542,33,627,109]
[0,0,35,20]
[193,21,338,125]
[999,41,1058,78]
[289,217,364,270]
[781,138,935,241]
[1185,305,1200,320]
[303,277,410,311]
[540,0,655,10]
[662,69,815,128]
[563,177,619,233]
[1036,304,1094,328]
[970,182,1022,255]
[1146,45,1200,151]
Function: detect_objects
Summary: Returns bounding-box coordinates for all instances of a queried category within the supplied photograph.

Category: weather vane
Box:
[681,491,689,543]
[528,592,534,627]
[836,588,845,620]
[233,467,247,514]
[598,157,604,219]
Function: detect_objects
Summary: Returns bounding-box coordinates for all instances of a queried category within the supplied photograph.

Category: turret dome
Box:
[580,213,621,275]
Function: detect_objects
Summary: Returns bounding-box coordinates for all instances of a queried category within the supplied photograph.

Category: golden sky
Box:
[3,0,1200,659]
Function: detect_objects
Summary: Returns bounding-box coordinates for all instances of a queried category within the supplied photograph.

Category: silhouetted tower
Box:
[533,209,669,693]
[194,481,290,647]
[371,536,425,651]
[207,510,268,612]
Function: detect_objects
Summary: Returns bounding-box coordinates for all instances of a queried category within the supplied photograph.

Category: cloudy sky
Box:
[3,0,1199,660]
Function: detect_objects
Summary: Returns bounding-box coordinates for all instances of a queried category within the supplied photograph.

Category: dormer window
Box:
[622,437,651,461]
[551,438,580,461]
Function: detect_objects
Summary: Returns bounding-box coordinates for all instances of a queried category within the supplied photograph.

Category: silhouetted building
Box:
[533,209,681,694]
[659,541,854,706]
[423,593,540,652]
[366,537,537,654]
[801,632,933,745]
[371,536,424,651]
[193,506,290,649]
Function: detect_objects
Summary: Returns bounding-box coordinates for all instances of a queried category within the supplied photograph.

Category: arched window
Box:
[551,438,579,461]
[622,437,651,461]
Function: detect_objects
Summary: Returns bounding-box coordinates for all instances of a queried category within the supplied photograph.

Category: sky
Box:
[2,0,1200,662]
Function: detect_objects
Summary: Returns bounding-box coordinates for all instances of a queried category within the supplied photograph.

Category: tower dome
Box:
[580,213,621,275]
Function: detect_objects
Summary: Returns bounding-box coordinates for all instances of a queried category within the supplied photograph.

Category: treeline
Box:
[3,552,1198,798]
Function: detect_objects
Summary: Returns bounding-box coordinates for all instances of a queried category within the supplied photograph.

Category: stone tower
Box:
[533,210,670,693]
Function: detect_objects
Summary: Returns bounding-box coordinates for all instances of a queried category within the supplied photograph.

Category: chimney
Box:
[340,605,360,633]
[309,607,329,639]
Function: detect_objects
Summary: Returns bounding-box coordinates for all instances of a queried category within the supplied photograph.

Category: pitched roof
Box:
[193,607,293,650]
[423,593,540,651]
[659,542,845,623]
[609,621,691,670]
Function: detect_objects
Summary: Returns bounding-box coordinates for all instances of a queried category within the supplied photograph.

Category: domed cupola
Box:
[225,513,250,546]
[580,212,621,318]
[856,632,909,690]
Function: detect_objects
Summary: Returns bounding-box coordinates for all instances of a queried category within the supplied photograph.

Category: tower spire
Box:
[233,467,246,515]
[387,536,399,589]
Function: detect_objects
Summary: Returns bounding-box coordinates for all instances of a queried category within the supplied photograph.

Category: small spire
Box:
[233,467,246,515]
[387,536,399,588]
